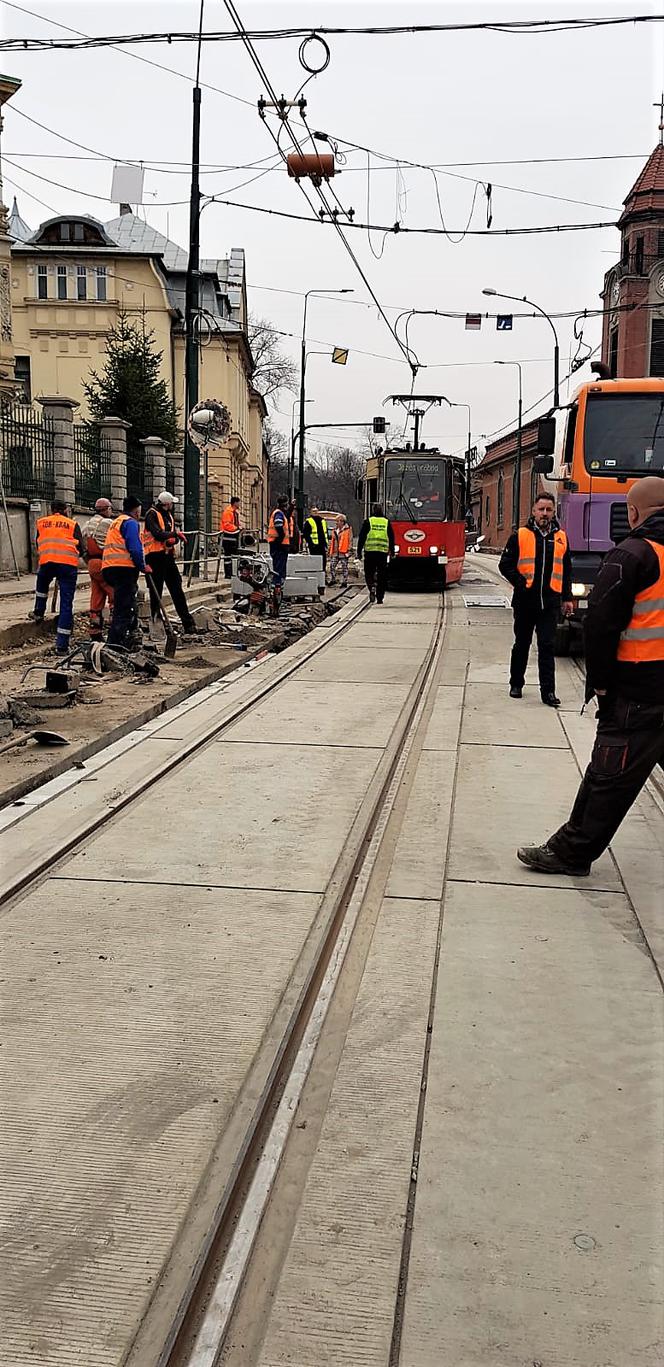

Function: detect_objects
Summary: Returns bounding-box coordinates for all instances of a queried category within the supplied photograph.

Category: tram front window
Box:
[384,459,447,521]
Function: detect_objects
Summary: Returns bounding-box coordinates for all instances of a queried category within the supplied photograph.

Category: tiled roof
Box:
[620,143,664,222]
[104,213,189,270]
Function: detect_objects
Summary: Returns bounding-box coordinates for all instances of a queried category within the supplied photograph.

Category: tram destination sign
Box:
[389,459,441,475]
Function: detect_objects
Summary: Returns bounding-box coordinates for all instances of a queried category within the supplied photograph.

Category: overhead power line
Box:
[209,194,617,236]
[2,12,663,50]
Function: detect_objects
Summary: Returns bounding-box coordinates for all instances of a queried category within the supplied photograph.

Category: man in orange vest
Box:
[220,496,241,579]
[499,491,573,706]
[267,494,290,587]
[143,491,196,633]
[81,497,114,639]
[31,499,84,654]
[518,477,664,876]
[102,496,151,649]
[328,514,352,586]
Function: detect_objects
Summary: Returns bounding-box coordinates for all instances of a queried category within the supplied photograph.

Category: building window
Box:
[14,355,31,403]
[635,236,644,275]
[621,237,629,268]
[77,265,87,301]
[59,222,71,243]
[531,464,539,506]
[74,223,84,243]
[658,229,664,262]
[497,469,505,527]
[37,264,48,299]
[485,493,490,524]
[96,265,107,301]
[609,328,619,378]
[650,319,664,378]
[57,265,68,301]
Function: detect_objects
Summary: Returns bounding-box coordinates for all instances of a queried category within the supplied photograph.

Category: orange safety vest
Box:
[617,541,664,664]
[517,526,567,594]
[220,504,240,535]
[268,508,290,546]
[102,515,136,571]
[337,526,352,555]
[142,508,175,556]
[36,514,79,568]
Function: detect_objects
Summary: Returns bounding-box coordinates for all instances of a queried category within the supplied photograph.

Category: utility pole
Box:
[183,1,205,555]
[495,360,523,528]
[297,288,352,528]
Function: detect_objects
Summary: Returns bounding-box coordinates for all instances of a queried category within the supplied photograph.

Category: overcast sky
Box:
[2,1,663,455]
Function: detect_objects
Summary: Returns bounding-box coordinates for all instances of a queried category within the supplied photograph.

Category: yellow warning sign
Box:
[332,347,349,365]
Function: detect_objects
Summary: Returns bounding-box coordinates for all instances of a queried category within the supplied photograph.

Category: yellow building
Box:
[8,201,267,530]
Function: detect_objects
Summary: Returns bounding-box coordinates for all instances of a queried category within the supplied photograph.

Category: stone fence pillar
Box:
[37,395,77,506]
[141,436,167,501]
[98,416,130,509]
[167,451,185,519]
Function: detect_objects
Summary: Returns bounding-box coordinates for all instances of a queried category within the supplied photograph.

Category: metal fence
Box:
[126,437,146,502]
[73,424,112,507]
[0,402,55,501]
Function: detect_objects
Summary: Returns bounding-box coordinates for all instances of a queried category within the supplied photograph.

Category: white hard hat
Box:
[157,490,177,504]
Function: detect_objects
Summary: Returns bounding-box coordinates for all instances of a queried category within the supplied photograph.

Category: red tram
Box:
[361,444,466,588]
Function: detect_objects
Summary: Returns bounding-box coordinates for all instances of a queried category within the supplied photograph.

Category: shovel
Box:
[147,579,177,659]
[0,729,69,758]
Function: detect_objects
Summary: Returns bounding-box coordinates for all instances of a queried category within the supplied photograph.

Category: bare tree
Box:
[248,316,298,405]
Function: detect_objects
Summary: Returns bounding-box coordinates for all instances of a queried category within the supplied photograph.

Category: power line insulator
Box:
[286,152,335,184]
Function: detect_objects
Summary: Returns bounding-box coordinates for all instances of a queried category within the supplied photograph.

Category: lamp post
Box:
[183,0,206,558]
[441,397,472,508]
[483,287,559,409]
[495,360,523,529]
[290,397,312,499]
[298,288,353,528]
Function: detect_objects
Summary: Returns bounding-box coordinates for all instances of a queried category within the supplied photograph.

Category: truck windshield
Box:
[384,458,447,521]
[584,393,664,474]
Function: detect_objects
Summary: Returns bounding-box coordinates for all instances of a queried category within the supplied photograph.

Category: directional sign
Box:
[465,313,482,331]
[332,347,349,365]
[496,314,513,331]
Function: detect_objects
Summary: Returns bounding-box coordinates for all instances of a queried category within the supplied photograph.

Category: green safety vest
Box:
[304,516,328,549]
[364,516,390,553]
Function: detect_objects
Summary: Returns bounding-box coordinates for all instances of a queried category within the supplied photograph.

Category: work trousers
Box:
[549,696,664,866]
[222,535,239,580]
[146,551,195,631]
[103,566,140,648]
[364,551,388,603]
[88,556,113,638]
[510,595,557,695]
[328,552,349,586]
[33,562,78,653]
[270,544,289,587]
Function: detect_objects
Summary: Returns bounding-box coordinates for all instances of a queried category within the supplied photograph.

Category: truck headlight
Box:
[572,582,588,597]
[429,545,438,554]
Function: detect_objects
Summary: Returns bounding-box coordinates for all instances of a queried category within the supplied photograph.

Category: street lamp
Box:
[483,287,559,409]
[298,288,353,527]
[441,396,472,509]
[495,360,523,529]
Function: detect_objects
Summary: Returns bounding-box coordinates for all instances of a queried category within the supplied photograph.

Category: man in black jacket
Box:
[143,491,197,634]
[499,492,574,707]
[518,476,664,876]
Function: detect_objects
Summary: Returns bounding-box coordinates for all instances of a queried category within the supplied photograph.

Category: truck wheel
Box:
[554,620,571,656]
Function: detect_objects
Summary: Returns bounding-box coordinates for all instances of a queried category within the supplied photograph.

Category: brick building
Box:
[474,136,664,550]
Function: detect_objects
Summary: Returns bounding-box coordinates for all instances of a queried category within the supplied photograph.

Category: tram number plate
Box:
[407,546,422,555]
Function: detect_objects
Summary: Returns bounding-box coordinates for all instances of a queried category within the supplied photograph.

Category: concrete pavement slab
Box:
[401,879,664,1367]
[339,622,436,651]
[258,897,438,1367]
[461,681,568,747]
[297,645,423,685]
[0,882,321,1367]
[62,740,383,893]
[385,751,455,901]
[221,679,411,749]
[421,685,464,752]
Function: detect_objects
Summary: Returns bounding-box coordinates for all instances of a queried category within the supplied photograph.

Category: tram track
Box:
[117,591,450,1367]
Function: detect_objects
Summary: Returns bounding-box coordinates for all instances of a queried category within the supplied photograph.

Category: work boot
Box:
[541,692,561,707]
[509,686,523,698]
[369,586,376,603]
[517,843,590,877]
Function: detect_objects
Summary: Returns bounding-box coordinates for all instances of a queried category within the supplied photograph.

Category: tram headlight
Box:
[429,545,439,554]
[393,543,400,553]
[572,582,589,597]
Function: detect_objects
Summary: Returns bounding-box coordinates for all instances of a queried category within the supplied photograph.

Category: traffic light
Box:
[372,416,387,434]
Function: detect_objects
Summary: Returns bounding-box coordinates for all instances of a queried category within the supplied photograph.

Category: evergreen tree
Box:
[84,309,179,450]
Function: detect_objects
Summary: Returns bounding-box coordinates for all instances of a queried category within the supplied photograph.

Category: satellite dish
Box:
[187,398,232,448]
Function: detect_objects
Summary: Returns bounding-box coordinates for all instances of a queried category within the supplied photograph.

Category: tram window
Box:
[367,477,378,505]
[450,465,465,520]
[563,404,577,466]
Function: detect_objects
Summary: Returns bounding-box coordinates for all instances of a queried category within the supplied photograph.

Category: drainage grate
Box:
[463,594,511,608]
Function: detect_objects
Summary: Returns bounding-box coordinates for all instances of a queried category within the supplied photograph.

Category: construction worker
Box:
[357,503,395,603]
[102,496,150,649]
[518,477,664,876]
[142,490,196,634]
[328,514,352,587]
[31,499,84,654]
[303,507,329,573]
[220,495,241,579]
[81,497,114,639]
[267,494,290,586]
[499,491,573,707]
